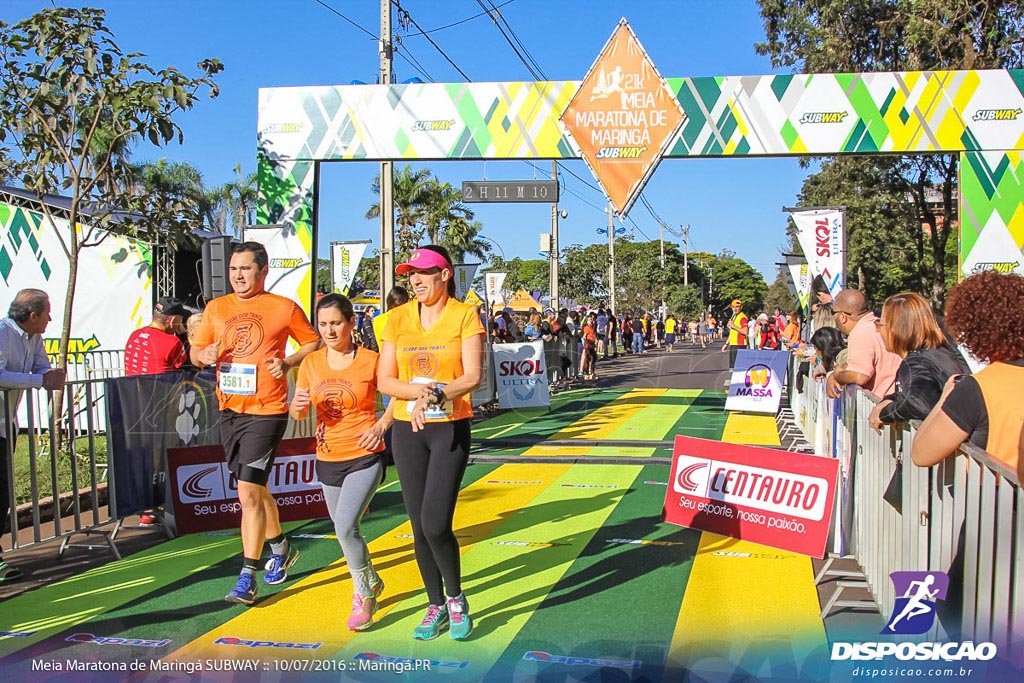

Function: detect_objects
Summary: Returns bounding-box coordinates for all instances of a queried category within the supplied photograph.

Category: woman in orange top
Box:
[291,294,393,632]
[378,245,484,642]
[781,311,802,349]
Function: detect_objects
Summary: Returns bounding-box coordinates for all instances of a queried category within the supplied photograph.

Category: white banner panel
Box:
[492,341,550,409]
[725,350,791,414]
[785,255,811,312]
[243,224,312,311]
[454,263,479,301]
[485,271,507,307]
[790,208,845,298]
[330,240,369,295]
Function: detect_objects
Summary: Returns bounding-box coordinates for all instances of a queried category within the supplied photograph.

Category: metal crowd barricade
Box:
[791,358,1023,665]
[2,350,126,559]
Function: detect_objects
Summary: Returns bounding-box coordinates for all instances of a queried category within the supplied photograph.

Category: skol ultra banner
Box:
[664,435,839,558]
[785,255,811,312]
[492,341,550,409]
[485,271,507,307]
[167,439,328,535]
[725,349,791,414]
[454,263,480,301]
[243,223,312,311]
[330,240,369,295]
[790,208,845,298]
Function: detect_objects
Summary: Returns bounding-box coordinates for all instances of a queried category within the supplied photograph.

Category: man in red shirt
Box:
[124,297,187,377]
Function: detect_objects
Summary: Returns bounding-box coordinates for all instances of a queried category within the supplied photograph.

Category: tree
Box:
[211,163,258,237]
[0,7,221,369]
[666,285,704,321]
[756,0,1024,310]
[365,165,431,259]
[764,270,798,313]
[440,218,490,264]
[421,178,473,245]
[129,158,214,228]
[709,254,769,316]
[559,243,608,307]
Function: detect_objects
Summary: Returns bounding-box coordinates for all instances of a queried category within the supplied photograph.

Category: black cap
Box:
[155,296,186,317]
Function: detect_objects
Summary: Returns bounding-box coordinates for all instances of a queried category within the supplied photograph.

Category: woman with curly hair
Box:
[912,271,1024,470]
[868,292,970,432]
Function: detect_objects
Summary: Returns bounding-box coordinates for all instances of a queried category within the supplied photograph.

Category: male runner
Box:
[190,242,319,605]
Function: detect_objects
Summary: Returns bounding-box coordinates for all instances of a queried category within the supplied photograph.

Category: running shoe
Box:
[225,573,257,605]
[412,604,449,640]
[264,546,300,585]
[347,578,386,631]
[0,560,23,583]
[139,513,158,527]
[447,594,473,640]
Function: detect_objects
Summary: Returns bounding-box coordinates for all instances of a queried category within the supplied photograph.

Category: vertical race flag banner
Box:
[789,208,845,299]
[785,255,811,312]
[167,439,328,535]
[664,435,840,558]
[559,19,686,216]
[485,271,507,307]
[492,341,551,409]
[454,263,480,301]
[330,240,370,295]
[243,224,312,311]
[725,349,791,414]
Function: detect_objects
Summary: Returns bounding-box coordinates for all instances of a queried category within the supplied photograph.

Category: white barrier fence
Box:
[792,361,1022,666]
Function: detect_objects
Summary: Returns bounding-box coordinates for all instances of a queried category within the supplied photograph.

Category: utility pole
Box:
[550,160,560,312]
[681,224,690,287]
[379,0,395,308]
[607,204,616,313]
[659,222,666,318]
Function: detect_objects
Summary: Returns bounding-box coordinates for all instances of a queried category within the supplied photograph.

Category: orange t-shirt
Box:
[296,347,384,462]
[193,292,318,415]
[381,298,484,423]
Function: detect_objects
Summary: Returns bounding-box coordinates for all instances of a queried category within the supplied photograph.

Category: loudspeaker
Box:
[201,236,234,302]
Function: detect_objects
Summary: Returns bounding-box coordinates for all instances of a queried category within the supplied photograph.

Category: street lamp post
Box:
[597,205,626,313]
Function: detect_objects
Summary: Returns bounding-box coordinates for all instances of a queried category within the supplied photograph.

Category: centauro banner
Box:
[790,208,845,298]
[330,240,369,295]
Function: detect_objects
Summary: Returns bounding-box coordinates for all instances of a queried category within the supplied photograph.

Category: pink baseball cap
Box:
[396,248,453,275]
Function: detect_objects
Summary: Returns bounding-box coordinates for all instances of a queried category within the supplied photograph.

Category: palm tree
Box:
[421,179,473,244]
[441,218,490,263]
[210,163,258,236]
[129,159,214,227]
[365,165,432,255]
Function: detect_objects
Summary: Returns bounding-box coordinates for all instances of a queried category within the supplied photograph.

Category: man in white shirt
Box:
[0,289,65,582]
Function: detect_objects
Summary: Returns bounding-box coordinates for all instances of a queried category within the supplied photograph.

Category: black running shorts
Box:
[220,410,289,486]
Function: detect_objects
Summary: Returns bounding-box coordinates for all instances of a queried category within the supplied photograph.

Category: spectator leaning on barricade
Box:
[868,292,970,433]
[808,326,847,380]
[825,289,902,400]
[912,271,1024,472]
[0,289,66,583]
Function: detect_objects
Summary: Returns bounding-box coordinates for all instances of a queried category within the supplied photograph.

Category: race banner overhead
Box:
[558,19,685,215]
[664,435,840,558]
[789,208,845,298]
[330,240,369,295]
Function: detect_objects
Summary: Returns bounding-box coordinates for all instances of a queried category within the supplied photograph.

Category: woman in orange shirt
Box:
[781,311,802,349]
[290,294,393,631]
[378,245,484,642]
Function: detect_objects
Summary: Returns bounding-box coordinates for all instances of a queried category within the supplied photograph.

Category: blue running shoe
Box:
[264,546,300,585]
[412,604,449,640]
[225,573,257,605]
[447,594,473,640]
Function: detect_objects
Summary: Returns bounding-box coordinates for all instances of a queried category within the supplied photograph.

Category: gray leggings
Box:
[320,462,383,574]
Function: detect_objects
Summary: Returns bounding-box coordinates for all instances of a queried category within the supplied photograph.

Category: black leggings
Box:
[391,419,471,605]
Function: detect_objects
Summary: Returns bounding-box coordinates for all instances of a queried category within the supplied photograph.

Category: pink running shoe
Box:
[347,578,385,631]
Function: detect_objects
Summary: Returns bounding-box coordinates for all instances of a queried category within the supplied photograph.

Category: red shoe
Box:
[139,513,158,527]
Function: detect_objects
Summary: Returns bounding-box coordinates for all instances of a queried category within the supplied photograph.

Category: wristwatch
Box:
[429,386,446,407]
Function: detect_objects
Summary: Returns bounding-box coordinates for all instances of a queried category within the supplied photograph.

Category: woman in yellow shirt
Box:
[378,246,485,641]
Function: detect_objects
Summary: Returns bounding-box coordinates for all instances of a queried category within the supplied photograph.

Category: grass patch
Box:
[11,433,108,506]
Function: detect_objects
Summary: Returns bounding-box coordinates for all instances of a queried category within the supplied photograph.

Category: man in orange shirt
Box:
[191,242,319,605]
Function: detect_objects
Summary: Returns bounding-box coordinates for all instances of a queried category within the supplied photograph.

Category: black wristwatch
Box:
[429,386,446,407]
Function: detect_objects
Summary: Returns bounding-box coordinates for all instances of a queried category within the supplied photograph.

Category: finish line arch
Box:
[255,59,1024,313]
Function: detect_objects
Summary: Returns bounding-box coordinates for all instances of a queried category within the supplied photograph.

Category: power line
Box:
[475,0,544,81]
[392,1,473,81]
[486,0,547,80]
[312,0,378,40]
[402,0,517,37]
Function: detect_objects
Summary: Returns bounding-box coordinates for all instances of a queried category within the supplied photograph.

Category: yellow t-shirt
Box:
[665,318,676,334]
[381,299,485,422]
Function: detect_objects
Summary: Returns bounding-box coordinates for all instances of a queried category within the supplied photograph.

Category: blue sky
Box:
[2,0,809,280]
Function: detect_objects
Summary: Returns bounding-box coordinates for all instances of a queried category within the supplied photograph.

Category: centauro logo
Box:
[972,108,1022,121]
[799,111,848,124]
[595,146,647,159]
[412,119,456,132]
